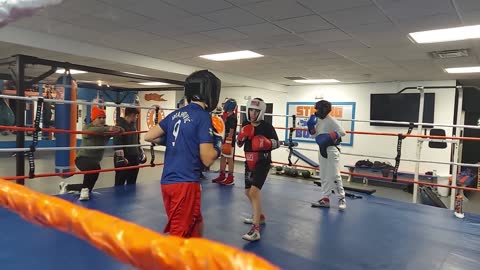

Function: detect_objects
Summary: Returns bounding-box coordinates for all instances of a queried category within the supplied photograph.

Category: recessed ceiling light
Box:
[199,50,264,61]
[138,82,170,86]
[409,24,480,44]
[444,66,480,73]
[293,79,340,84]
[123,71,149,76]
[56,69,87,74]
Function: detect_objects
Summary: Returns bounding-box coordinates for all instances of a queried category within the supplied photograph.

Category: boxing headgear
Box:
[315,100,331,119]
[246,98,266,122]
[223,98,237,112]
[184,70,221,112]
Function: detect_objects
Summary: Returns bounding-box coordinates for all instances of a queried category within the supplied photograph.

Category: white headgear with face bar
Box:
[246,98,266,122]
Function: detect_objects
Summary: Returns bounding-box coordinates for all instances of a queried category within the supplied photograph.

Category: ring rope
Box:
[238,124,480,141]
[393,123,414,182]
[279,146,480,168]
[233,155,480,193]
[0,179,278,270]
[0,94,175,111]
[0,125,147,136]
[27,96,44,178]
[3,93,480,130]
[149,106,160,167]
[0,125,146,136]
[2,162,164,181]
[0,144,157,153]
[287,114,296,166]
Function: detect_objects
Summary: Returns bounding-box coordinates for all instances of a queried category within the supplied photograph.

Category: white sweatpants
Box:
[318,146,345,199]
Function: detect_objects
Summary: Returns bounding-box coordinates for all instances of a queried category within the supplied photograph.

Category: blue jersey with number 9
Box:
[159,103,213,184]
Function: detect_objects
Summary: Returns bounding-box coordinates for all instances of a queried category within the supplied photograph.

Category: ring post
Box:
[450,86,463,209]
[412,86,425,203]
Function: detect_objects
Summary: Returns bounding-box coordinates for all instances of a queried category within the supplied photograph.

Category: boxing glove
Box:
[237,124,254,142]
[114,150,128,167]
[306,114,317,135]
[251,135,278,151]
[212,125,223,158]
[315,131,340,147]
[315,131,341,158]
[221,136,233,157]
[213,133,223,158]
[212,115,225,140]
[138,149,147,164]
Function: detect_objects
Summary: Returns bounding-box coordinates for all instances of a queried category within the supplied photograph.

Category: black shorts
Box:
[244,154,271,190]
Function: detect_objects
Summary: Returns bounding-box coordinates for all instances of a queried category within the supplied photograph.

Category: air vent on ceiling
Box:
[430,49,470,59]
[284,76,307,80]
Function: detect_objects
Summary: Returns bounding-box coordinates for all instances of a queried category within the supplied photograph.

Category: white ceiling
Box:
[2,0,480,87]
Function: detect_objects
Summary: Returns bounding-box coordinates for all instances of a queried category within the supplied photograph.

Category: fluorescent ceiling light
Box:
[409,24,480,44]
[199,50,263,61]
[444,66,480,73]
[56,69,87,74]
[138,82,170,86]
[293,79,340,84]
[123,71,149,76]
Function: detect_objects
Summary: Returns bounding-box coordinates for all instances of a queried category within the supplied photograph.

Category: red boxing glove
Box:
[221,144,233,157]
[237,124,254,142]
[251,135,277,151]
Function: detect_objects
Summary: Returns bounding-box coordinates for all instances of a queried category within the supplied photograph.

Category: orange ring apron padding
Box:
[0,179,279,270]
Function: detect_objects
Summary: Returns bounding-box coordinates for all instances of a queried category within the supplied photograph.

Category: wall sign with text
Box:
[285,102,356,146]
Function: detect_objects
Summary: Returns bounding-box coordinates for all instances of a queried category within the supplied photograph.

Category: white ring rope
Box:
[280,146,480,168]
[0,144,159,153]
[0,94,173,111]
[2,94,479,129]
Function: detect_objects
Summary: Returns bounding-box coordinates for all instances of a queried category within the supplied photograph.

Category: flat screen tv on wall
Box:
[370,93,435,127]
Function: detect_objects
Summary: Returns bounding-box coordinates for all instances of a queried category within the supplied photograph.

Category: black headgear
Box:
[315,100,331,119]
[184,70,221,112]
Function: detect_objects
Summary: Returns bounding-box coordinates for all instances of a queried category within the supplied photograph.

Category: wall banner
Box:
[285,102,356,146]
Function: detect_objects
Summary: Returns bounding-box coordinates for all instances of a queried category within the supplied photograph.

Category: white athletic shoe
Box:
[338,198,347,210]
[59,182,67,194]
[79,188,90,201]
[242,226,260,241]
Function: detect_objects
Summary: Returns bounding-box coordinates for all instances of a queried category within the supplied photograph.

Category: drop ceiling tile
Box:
[274,15,334,33]
[321,5,390,27]
[204,7,265,27]
[242,0,313,21]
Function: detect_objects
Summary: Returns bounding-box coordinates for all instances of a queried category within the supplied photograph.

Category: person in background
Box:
[212,98,238,185]
[113,107,145,186]
[60,106,123,201]
[307,100,347,210]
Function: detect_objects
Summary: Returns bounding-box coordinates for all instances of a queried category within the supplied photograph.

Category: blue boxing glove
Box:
[212,127,224,158]
[307,115,317,135]
[315,131,341,158]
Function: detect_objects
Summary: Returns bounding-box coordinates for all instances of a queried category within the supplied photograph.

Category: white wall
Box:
[286,80,457,176]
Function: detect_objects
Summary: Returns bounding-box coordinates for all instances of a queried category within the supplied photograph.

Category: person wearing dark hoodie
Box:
[113,107,145,186]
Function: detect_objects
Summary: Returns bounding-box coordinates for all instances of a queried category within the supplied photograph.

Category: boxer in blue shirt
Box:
[145,70,222,238]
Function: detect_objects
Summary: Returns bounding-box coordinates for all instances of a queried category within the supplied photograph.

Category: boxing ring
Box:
[1,55,480,269]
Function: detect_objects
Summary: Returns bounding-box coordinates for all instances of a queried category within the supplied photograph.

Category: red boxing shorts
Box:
[161,182,203,238]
